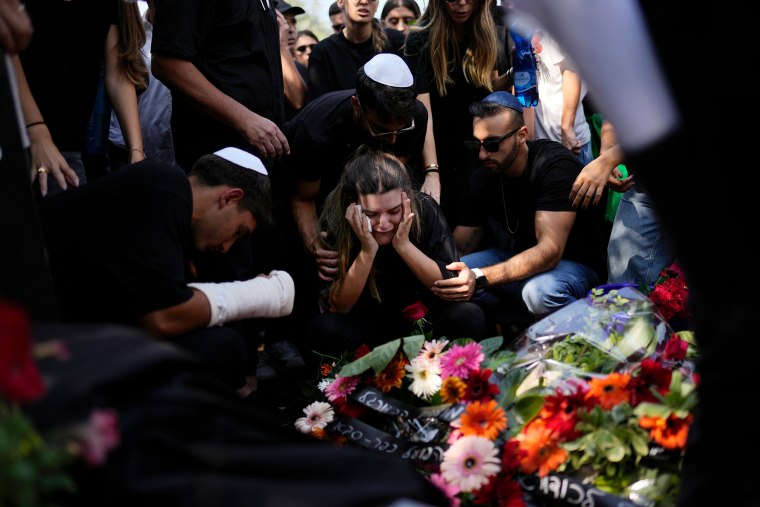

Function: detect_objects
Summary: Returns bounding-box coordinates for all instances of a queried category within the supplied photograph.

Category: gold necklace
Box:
[500,176,519,235]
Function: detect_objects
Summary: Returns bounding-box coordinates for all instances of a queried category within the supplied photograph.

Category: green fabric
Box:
[586,112,626,223]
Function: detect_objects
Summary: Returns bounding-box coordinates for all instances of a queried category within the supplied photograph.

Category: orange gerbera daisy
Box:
[518,420,568,477]
[441,376,467,403]
[375,354,408,393]
[639,413,693,450]
[320,363,333,377]
[586,373,631,410]
[459,399,508,440]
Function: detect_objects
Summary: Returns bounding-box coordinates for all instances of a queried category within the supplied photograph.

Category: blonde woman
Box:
[404,0,509,227]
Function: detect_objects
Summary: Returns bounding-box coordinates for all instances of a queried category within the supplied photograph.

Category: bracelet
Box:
[425,168,440,174]
[26,121,45,129]
[424,164,440,174]
[130,148,146,158]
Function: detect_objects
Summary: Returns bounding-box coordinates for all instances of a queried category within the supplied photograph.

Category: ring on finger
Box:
[37,166,48,174]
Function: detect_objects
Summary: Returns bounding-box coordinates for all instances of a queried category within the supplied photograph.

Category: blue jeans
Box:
[462,247,600,323]
[578,141,594,167]
[607,187,673,290]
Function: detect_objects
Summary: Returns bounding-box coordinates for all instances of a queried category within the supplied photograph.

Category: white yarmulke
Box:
[363,53,414,88]
[213,147,268,176]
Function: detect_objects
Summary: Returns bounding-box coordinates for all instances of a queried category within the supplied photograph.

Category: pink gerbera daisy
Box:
[428,473,461,507]
[440,435,500,492]
[439,343,484,380]
[323,374,359,403]
[417,339,450,366]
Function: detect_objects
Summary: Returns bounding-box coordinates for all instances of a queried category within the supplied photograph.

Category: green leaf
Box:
[478,336,504,357]
[633,402,672,419]
[338,348,378,377]
[402,334,425,361]
[370,339,402,374]
[514,395,545,425]
[604,442,626,462]
[630,432,650,456]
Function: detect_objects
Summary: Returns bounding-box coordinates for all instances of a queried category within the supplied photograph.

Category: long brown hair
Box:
[116,1,148,92]
[320,149,422,302]
[413,0,498,96]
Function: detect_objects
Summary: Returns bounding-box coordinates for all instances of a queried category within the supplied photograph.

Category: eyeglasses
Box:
[295,43,316,53]
[464,127,520,153]
[357,99,416,138]
[366,116,415,138]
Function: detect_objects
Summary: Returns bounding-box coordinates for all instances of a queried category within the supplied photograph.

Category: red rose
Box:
[401,301,428,322]
[0,299,46,403]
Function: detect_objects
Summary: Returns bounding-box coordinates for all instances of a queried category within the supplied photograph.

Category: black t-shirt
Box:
[307,28,403,101]
[152,0,284,163]
[283,89,428,211]
[404,30,506,171]
[459,139,605,276]
[337,194,458,320]
[41,161,195,326]
[19,0,117,151]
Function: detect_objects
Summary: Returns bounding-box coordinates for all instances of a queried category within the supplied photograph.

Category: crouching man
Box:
[40,148,294,389]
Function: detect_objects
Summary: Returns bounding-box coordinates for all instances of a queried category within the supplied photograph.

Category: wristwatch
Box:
[471,268,488,292]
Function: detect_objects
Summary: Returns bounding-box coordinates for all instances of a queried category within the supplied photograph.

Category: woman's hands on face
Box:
[392,191,414,250]
[346,202,378,253]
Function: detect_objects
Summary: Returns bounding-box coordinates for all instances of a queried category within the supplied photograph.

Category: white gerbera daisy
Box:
[440,436,500,492]
[294,401,335,434]
[405,357,442,399]
[317,378,332,392]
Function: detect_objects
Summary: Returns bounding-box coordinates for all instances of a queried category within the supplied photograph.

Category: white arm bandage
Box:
[188,270,295,327]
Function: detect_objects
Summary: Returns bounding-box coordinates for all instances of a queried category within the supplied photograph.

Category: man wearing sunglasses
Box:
[431,91,605,331]
[284,53,427,319]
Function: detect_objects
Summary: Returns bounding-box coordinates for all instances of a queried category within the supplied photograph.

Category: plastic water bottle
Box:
[509,27,539,108]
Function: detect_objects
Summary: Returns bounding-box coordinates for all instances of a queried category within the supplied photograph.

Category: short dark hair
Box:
[355,66,417,124]
[190,154,273,227]
[328,2,341,16]
[297,29,319,42]
[468,101,525,128]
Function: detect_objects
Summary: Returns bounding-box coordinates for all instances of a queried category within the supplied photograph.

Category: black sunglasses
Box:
[296,43,316,53]
[464,127,520,153]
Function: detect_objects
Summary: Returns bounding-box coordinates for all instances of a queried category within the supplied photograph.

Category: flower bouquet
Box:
[296,286,698,507]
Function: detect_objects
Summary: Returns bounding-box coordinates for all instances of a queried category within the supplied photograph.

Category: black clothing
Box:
[152,0,284,170]
[308,28,403,101]
[39,161,254,386]
[29,323,449,506]
[19,0,117,151]
[622,4,753,505]
[41,161,194,325]
[460,140,606,277]
[404,30,506,226]
[310,195,486,354]
[284,89,427,212]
